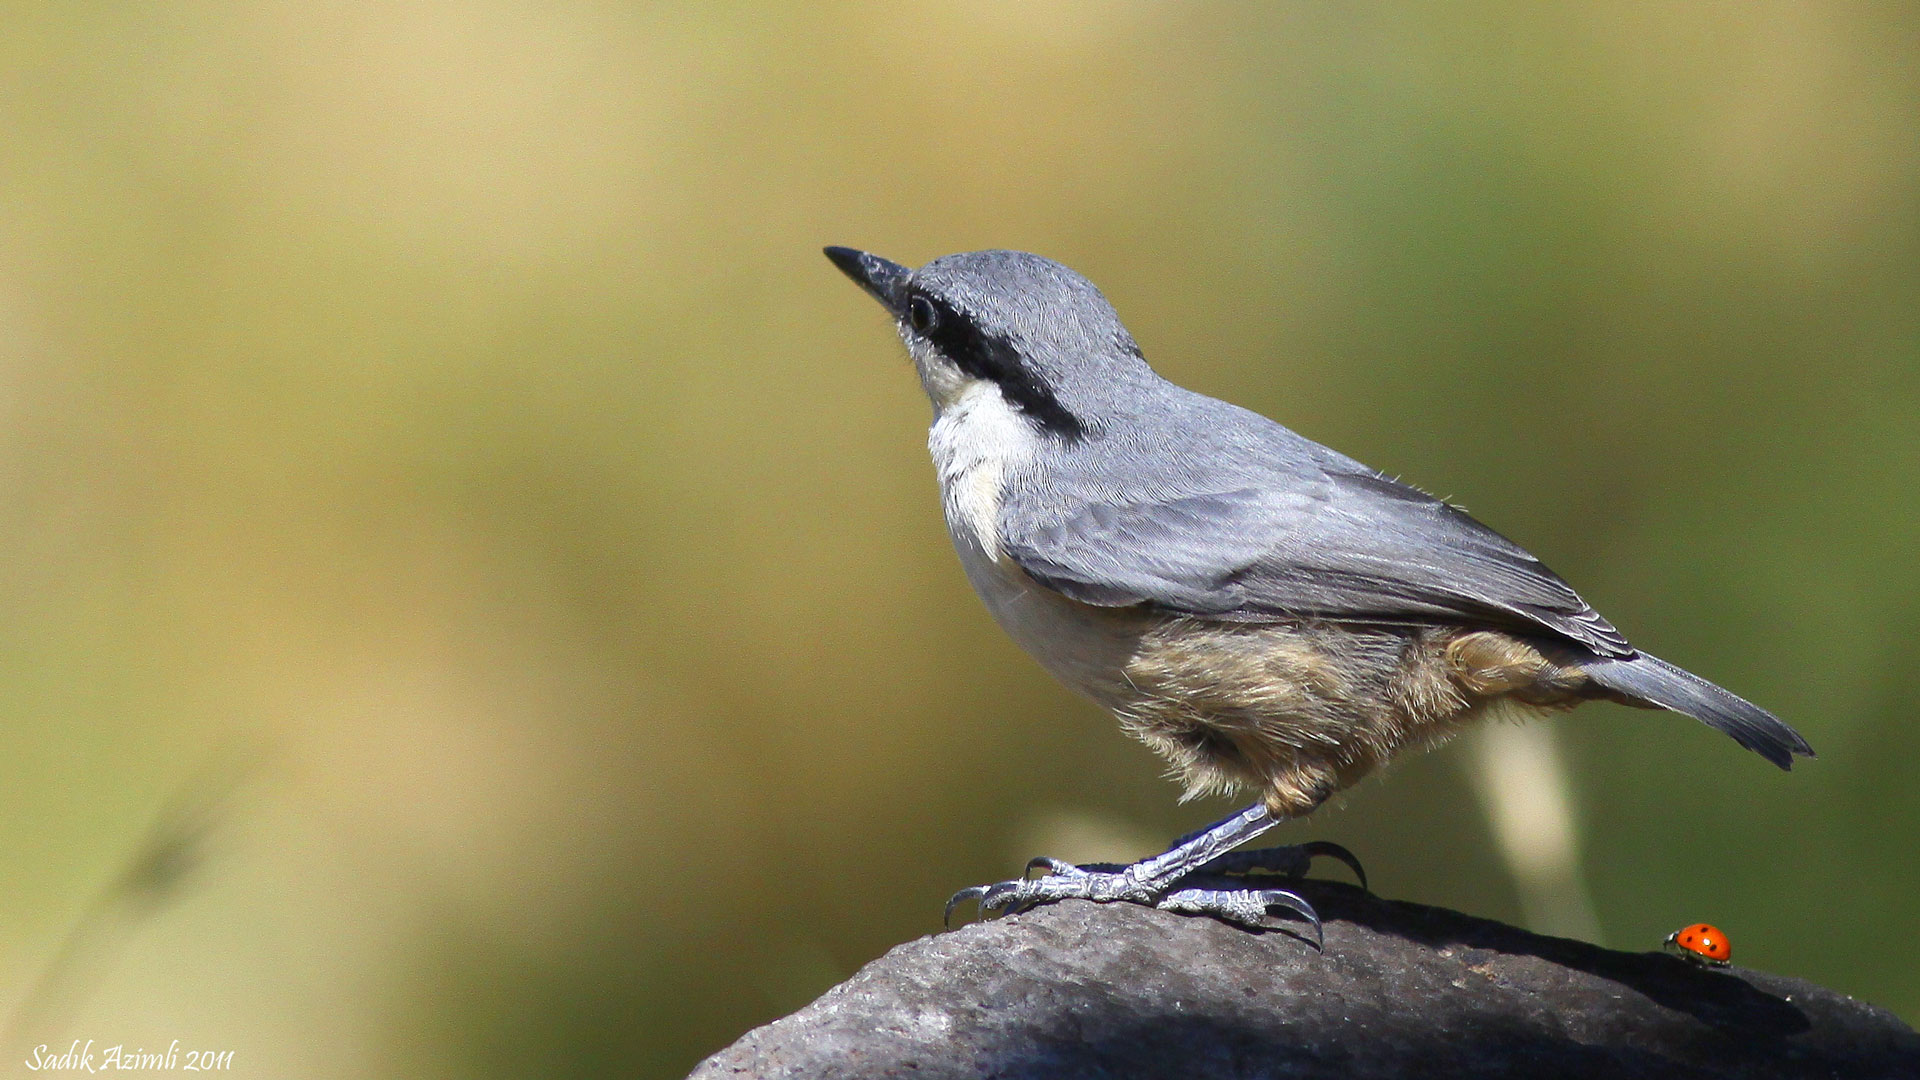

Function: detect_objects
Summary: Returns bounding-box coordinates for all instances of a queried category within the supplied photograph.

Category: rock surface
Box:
[690,880,1919,1079]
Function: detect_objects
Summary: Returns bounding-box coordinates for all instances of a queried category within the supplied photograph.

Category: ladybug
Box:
[1664,923,1732,967]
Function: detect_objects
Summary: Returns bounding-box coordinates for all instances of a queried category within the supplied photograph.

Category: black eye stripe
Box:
[907,290,1085,440]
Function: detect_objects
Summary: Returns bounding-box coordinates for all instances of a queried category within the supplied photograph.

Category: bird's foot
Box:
[943,841,1354,946]
[1197,840,1369,893]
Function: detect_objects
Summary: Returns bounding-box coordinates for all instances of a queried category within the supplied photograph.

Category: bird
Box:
[823,245,1813,941]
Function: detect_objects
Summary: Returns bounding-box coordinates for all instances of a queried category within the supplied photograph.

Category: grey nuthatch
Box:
[825,246,1812,940]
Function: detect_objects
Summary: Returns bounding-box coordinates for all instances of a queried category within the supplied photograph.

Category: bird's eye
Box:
[906,295,937,334]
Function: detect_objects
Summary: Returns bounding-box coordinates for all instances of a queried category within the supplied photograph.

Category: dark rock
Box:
[689,881,1919,1079]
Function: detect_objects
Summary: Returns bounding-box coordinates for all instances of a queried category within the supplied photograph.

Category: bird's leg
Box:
[945,804,1342,944]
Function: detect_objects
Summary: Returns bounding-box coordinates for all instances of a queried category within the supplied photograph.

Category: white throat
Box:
[927,379,1038,562]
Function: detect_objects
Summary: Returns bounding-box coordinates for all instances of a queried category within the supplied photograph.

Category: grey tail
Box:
[1582,652,1814,770]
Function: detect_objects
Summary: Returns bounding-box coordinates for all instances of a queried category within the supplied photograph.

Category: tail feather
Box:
[1582,652,1814,770]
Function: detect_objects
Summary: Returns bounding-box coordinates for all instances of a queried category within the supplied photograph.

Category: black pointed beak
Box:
[823,246,910,315]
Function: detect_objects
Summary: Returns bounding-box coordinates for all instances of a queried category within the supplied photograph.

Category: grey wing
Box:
[1002,469,1633,658]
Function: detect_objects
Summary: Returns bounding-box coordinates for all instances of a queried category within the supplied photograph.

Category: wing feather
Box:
[1002,467,1632,657]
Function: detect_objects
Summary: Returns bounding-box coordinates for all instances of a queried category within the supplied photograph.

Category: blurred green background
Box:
[1,3,1915,1077]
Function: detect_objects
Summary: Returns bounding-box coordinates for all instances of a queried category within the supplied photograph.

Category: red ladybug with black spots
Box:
[1665,923,1731,967]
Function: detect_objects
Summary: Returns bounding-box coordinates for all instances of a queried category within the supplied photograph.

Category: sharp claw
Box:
[944,885,988,929]
[980,879,1028,917]
[1257,888,1325,950]
[1300,841,1369,893]
[1025,856,1082,879]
